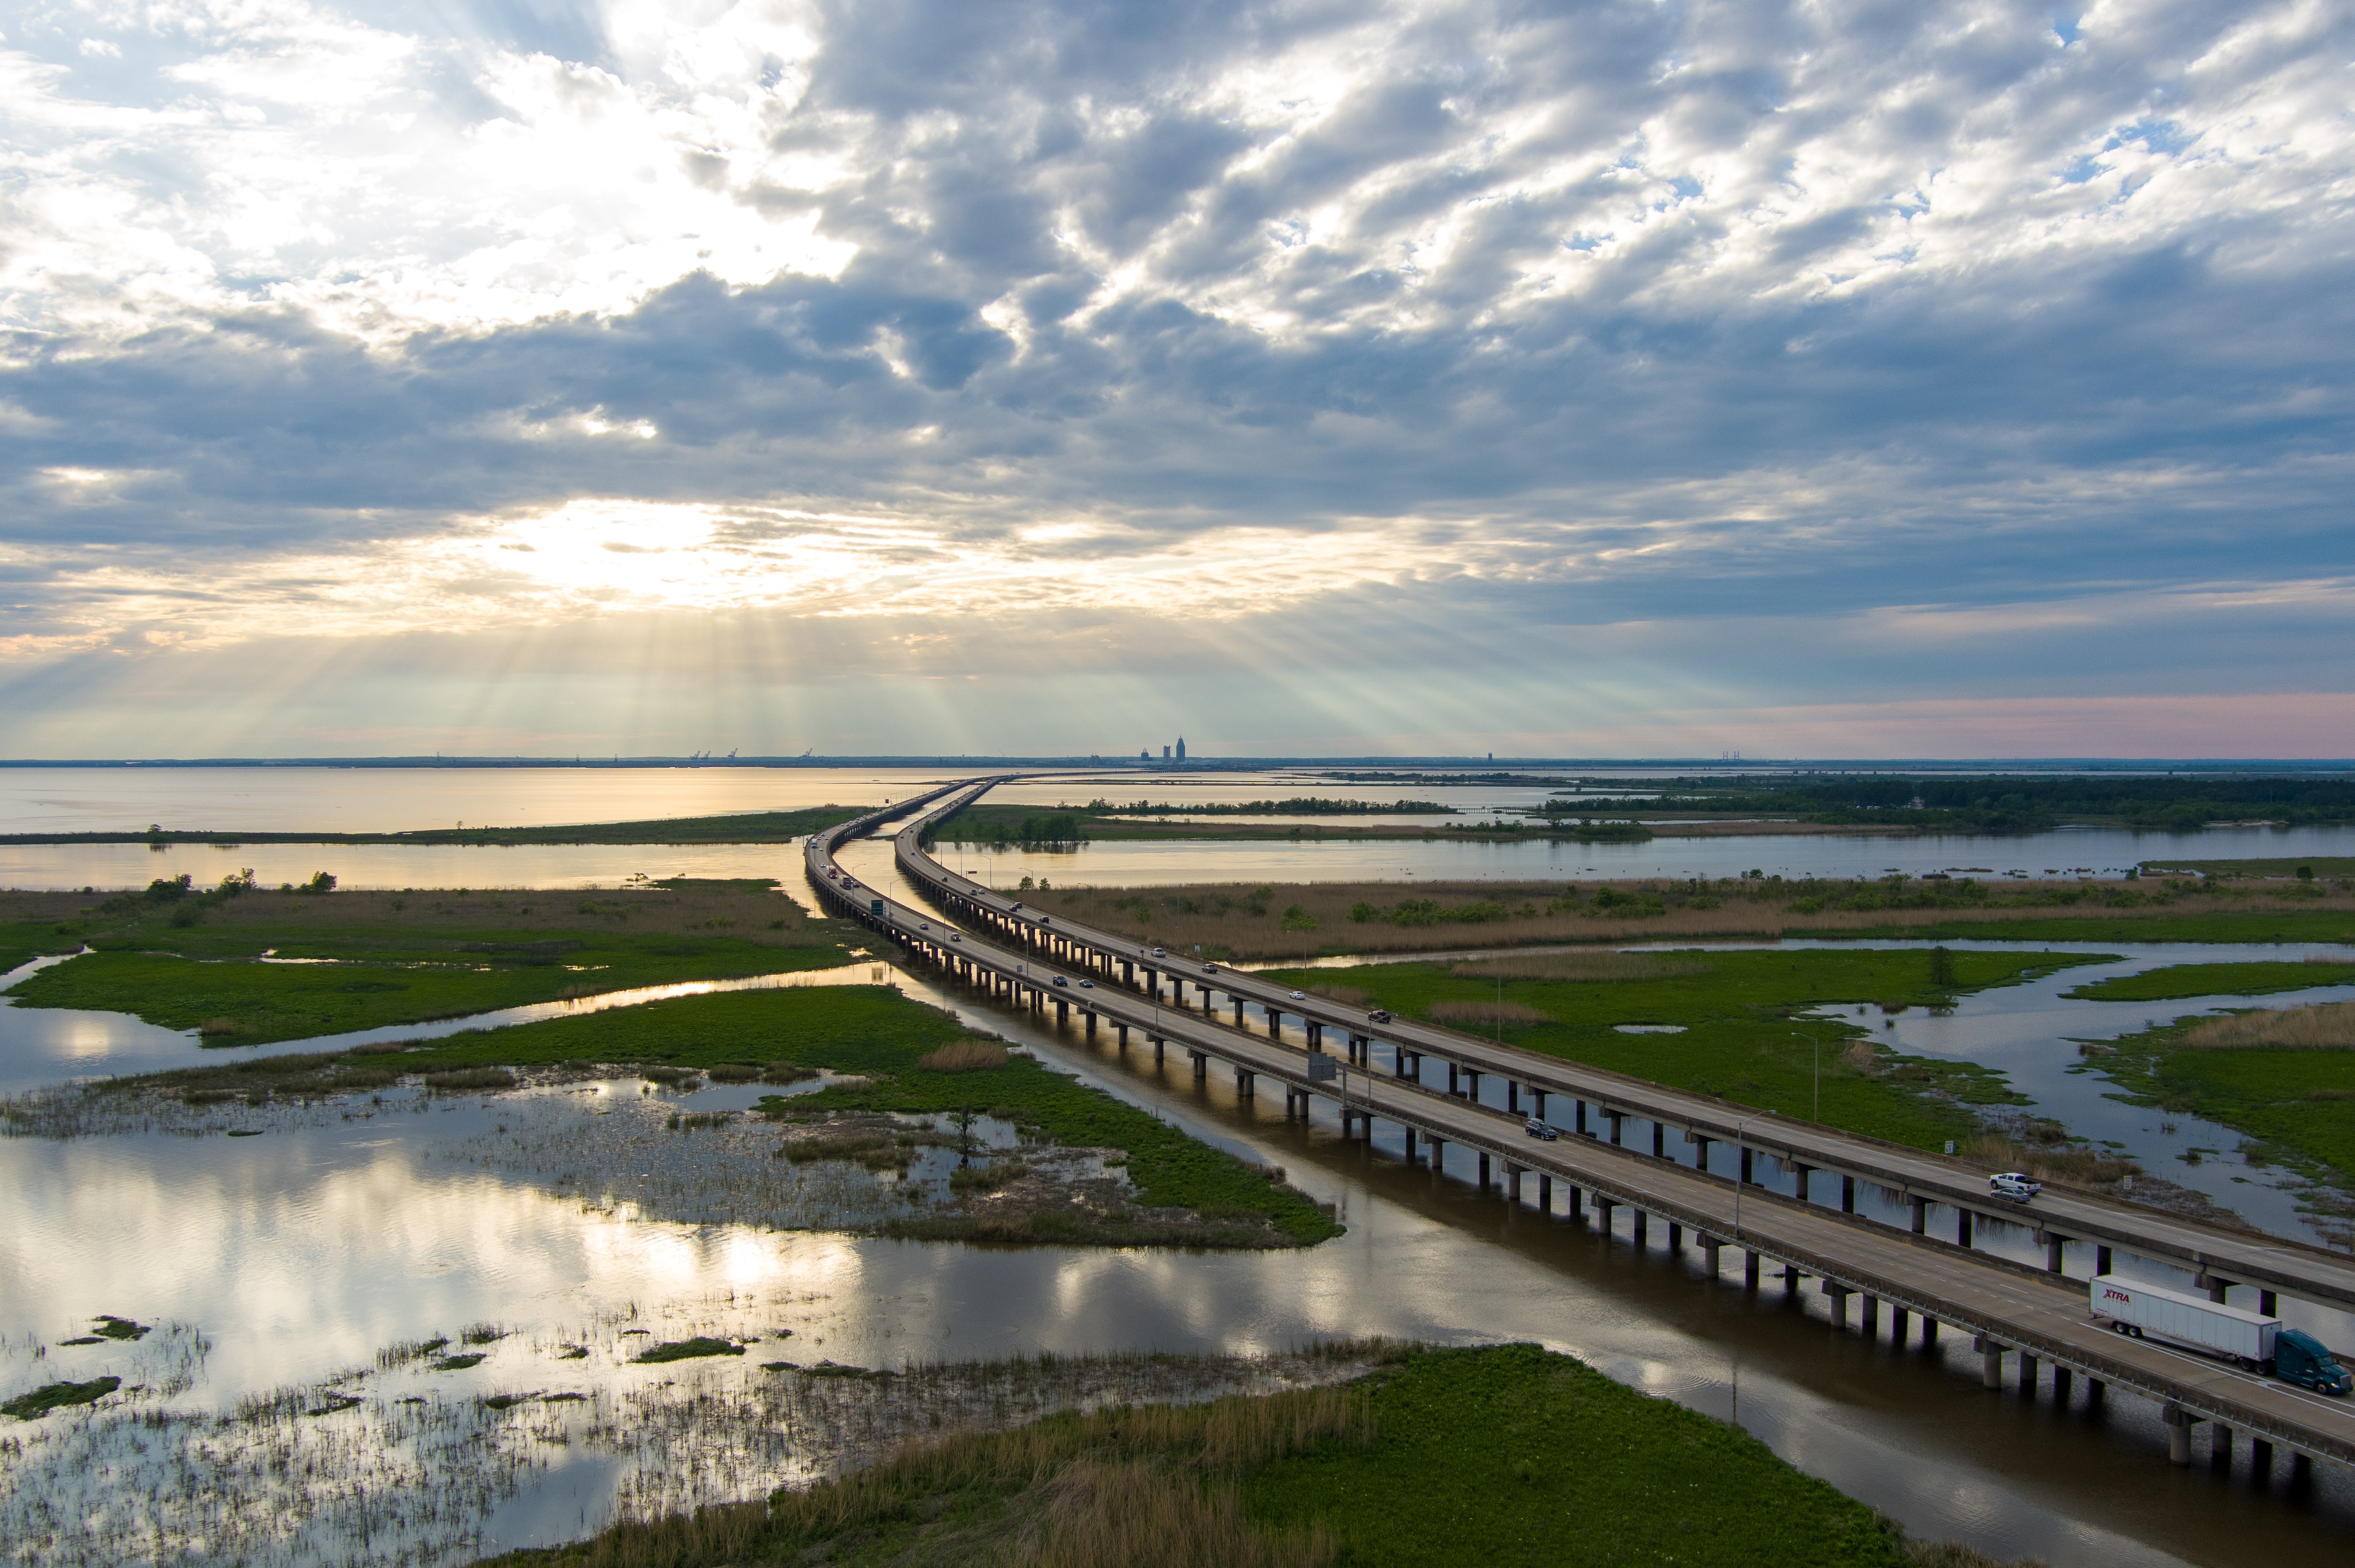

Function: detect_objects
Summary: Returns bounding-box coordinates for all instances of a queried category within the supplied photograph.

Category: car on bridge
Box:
[1201,963,1218,973]
[1288,990,1306,1000]
[1080,979,1095,988]
[1368,1009,1394,1024]
[1524,1120,1559,1141]
[1152,947,1167,957]
[1052,977,1069,988]
[1989,1172,2042,1204]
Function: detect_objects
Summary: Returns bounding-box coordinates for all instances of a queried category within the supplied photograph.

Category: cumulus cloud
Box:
[0,0,2351,753]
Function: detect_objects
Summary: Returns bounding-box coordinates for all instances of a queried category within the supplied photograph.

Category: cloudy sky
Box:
[2,0,2350,758]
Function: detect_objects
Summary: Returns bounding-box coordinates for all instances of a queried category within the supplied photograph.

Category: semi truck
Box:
[2090,1274,2352,1393]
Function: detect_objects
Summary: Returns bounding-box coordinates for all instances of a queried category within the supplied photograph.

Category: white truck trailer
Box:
[2090,1274,2275,1368]
[2091,1273,2354,1392]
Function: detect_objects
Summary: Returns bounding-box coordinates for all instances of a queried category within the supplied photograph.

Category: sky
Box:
[1,0,2351,760]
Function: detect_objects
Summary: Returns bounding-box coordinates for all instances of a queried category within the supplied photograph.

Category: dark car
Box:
[1524,1119,1559,1141]
[1201,963,1218,974]
[1368,1009,1394,1024]
[1052,976,1069,988]
[1039,915,1053,926]
[1080,979,1095,988]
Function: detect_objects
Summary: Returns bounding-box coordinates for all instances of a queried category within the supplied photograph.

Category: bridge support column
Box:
[1823,1281,1850,1324]
[2164,1405,2195,1466]
[2200,1273,2230,1304]
[1477,1152,1491,1192]
[1690,1132,1710,1170]
[1666,1221,1683,1250]
[1783,1262,1800,1293]
[1842,1174,1856,1213]
[1979,1339,2007,1389]
[1306,1021,1321,1049]
[1536,1173,1552,1213]
[1115,1022,1129,1050]
[2018,1352,2038,1392]
[1268,1010,1282,1039]
[1191,1051,1207,1082]
[1891,1306,1909,1342]
[1466,1068,1482,1101]
[1652,1122,1666,1159]
[2052,1365,2071,1399]
[1055,999,1068,1025]
[1404,1128,1417,1162]
[1447,1061,1459,1095]
[1922,1318,1938,1345]
[1608,1111,1624,1146]
[1506,1164,1523,1204]
[1084,1010,1096,1036]
[2043,1232,2065,1273]
[1739,1147,1754,1185]
[1631,1210,1648,1246]
[1567,1185,1583,1221]
[1701,1236,1722,1274]
[1429,1140,1446,1178]
[1232,998,1245,1027]
[1507,1080,1520,1114]
[1743,1251,1761,1289]
[1532,1088,1547,1119]
[1234,1068,1254,1100]
[1152,1036,1165,1064]
[1909,1197,1927,1235]
[1594,1194,1616,1229]
[1860,1295,1879,1335]
[1575,1101,1589,1136]
[2251,1438,2273,1473]
[1957,1209,1974,1248]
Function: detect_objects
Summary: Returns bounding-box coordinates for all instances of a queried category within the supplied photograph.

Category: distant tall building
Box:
[1176,737,1187,760]
[1162,744,1171,758]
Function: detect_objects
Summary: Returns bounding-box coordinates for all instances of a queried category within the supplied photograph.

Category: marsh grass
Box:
[1448,951,1713,983]
[2181,1000,2355,1049]
[916,1040,1010,1072]
[1424,999,1552,1027]
[1064,876,2355,959]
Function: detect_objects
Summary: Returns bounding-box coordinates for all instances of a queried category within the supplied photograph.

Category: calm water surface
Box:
[4,830,2354,1564]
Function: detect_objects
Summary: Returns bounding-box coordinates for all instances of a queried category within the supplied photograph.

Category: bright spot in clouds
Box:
[0,0,2351,755]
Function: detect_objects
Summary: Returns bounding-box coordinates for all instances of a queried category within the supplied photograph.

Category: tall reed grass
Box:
[1447,952,1713,983]
[2182,1001,2355,1050]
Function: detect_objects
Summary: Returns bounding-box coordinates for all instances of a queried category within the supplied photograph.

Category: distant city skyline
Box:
[2,2,2350,758]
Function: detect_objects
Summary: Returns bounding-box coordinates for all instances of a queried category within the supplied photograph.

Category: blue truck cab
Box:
[2275,1329,2353,1394]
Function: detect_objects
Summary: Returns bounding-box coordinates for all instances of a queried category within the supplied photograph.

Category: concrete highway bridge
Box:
[806,779,2355,1476]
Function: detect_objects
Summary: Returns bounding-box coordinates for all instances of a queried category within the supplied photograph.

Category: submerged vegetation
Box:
[487,1344,2005,1568]
[0,880,855,1044]
[2088,1000,2355,1237]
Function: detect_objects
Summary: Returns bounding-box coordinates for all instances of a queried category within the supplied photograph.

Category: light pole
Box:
[1732,1108,1775,1239]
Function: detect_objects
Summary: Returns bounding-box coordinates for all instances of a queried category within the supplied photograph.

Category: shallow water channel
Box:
[0,842,2352,1565]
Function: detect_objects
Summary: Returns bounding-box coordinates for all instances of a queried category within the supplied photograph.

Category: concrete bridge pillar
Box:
[1957,1209,1974,1249]
[2212,1424,2234,1466]
[1689,1132,1709,1171]
[2095,1244,2112,1274]
[2199,1273,2230,1304]
[1978,1339,2007,1389]
[1823,1281,1850,1324]
[1055,998,1069,1025]
[1793,1162,1812,1201]
[1607,1111,1624,1147]
[1306,1021,1322,1049]
[1909,1196,1927,1234]
[1595,1194,1616,1228]
[1151,1036,1165,1064]
[1233,1068,1254,1100]
[1567,1185,1583,1220]
[1743,1251,1761,1289]
[1575,1101,1589,1136]
[1232,997,1245,1027]
[1404,1128,1418,1162]
[1701,1236,1722,1274]
[2040,1231,2065,1273]
[1738,1146,1754,1185]
[1651,1122,1666,1159]
[2164,1405,2195,1466]
[1666,1221,1682,1250]
[1507,1080,1520,1114]
[1122,960,1133,985]
[1536,1173,1552,1212]
[1084,1010,1097,1036]
[1447,1061,1460,1095]
[1477,1151,1491,1191]
[1890,1306,1908,1341]
[1631,1210,1648,1246]
[1429,1140,1446,1178]
[1860,1295,1879,1335]
[1115,1022,1129,1050]
[1532,1088,1547,1120]
[2018,1352,2039,1392]
[1268,1010,1282,1039]
[2260,1289,2278,1315]
[1505,1164,1523,1204]
[1841,1174,1856,1213]
[1922,1318,1938,1345]
[1190,1051,1207,1082]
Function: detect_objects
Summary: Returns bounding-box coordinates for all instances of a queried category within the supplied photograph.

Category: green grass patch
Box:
[2066,961,2355,1002]
[2139,857,2355,880]
[632,1337,746,1364]
[1265,948,2105,1151]
[5,881,853,1045]
[485,1345,1953,1567]
[3,1377,121,1419]
[2092,1018,2355,1202]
